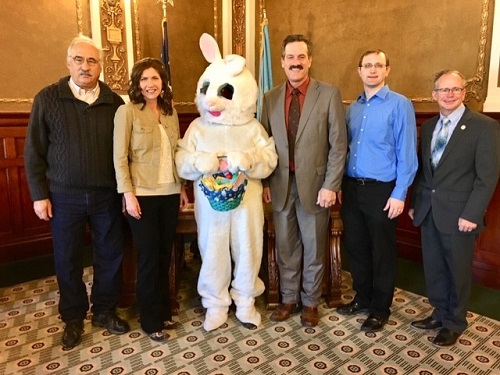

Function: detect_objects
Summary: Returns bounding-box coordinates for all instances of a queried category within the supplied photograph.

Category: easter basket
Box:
[199,171,247,212]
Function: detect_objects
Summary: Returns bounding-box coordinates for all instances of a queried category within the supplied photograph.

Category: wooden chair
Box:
[169,204,197,315]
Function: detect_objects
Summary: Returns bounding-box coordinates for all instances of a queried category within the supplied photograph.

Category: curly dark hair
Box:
[127,57,173,116]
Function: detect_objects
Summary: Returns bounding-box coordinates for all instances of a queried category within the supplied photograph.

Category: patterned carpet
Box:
[1,250,500,375]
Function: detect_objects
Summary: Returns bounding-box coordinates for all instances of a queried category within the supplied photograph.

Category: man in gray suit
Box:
[261,34,347,327]
[409,70,499,347]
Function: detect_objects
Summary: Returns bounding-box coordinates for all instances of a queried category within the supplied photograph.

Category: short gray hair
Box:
[433,70,465,88]
[67,35,103,61]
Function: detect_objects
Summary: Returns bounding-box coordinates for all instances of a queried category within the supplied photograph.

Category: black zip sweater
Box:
[24,76,125,201]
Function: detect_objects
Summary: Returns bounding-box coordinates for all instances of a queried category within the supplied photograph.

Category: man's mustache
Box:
[289,65,303,70]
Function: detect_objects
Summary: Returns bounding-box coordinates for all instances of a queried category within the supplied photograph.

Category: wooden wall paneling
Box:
[474,188,500,289]
[1,110,499,290]
[0,113,53,263]
[472,112,500,288]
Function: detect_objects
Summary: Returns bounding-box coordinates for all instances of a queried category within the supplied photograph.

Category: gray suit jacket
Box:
[411,108,499,234]
[261,78,347,214]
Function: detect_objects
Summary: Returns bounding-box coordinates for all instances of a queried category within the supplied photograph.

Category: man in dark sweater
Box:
[24,35,129,349]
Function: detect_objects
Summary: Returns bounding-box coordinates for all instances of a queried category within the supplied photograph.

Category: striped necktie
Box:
[431,117,451,169]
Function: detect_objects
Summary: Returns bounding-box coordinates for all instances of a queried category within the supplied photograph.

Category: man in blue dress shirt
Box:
[337,49,418,332]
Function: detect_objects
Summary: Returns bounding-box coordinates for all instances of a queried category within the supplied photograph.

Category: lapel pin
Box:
[460,125,466,130]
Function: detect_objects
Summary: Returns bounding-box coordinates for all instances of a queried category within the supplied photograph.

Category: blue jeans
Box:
[50,189,124,322]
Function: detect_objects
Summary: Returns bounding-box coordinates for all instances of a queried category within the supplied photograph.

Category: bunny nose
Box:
[205,99,216,107]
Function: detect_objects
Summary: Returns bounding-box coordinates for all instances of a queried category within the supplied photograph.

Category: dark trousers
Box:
[50,189,124,322]
[341,178,397,317]
[127,194,180,334]
[421,211,475,333]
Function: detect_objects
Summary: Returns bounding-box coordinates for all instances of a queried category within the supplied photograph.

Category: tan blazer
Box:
[113,102,181,193]
[261,78,347,214]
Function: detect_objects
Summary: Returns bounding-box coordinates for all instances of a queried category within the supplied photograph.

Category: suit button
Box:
[432,189,436,193]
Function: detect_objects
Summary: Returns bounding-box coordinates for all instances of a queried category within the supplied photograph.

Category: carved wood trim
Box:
[232,0,245,56]
[100,0,129,94]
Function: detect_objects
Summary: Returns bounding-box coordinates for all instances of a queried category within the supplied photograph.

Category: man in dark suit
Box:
[409,70,499,347]
[261,34,347,327]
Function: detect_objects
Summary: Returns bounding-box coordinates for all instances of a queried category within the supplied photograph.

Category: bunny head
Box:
[195,33,258,126]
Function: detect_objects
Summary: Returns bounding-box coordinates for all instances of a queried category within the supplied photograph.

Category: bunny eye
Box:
[200,81,209,95]
[218,84,234,100]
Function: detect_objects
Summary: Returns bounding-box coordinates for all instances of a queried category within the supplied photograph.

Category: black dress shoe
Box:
[337,301,368,316]
[62,320,84,349]
[92,311,130,335]
[411,316,442,331]
[164,320,180,330]
[360,314,388,332]
[433,328,461,347]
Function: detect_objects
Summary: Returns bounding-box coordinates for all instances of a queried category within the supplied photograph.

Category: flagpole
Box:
[257,3,273,122]
[162,0,167,21]
[161,0,173,92]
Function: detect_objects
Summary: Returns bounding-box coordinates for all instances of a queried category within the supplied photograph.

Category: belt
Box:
[346,176,379,185]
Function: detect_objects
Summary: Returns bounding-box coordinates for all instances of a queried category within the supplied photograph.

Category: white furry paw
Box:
[226,151,252,172]
[203,307,228,332]
[235,306,261,328]
[194,152,219,175]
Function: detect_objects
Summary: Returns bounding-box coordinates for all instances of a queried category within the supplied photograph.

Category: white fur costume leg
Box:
[229,187,265,326]
[195,182,265,331]
[195,190,231,331]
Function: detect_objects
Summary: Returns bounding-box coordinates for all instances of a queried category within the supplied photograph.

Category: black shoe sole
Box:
[360,325,384,333]
[241,322,257,330]
[410,323,442,332]
[91,321,129,335]
[337,308,368,316]
[62,332,83,349]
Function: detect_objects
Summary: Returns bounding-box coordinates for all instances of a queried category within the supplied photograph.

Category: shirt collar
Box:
[440,103,466,124]
[358,84,390,102]
[286,76,310,97]
[68,78,101,105]
[69,78,98,95]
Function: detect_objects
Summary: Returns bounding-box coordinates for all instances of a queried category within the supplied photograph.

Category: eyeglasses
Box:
[433,87,465,94]
[68,55,100,67]
[360,63,386,69]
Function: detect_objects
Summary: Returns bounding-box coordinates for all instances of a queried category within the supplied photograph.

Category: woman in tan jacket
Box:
[113,57,188,341]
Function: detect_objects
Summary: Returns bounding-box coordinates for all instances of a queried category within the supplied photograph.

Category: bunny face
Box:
[195,34,258,126]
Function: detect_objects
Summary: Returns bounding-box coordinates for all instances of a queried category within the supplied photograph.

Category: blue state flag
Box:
[161,18,172,91]
[257,15,273,122]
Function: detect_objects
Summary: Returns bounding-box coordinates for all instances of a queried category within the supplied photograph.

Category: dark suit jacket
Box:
[261,78,347,214]
[411,107,500,234]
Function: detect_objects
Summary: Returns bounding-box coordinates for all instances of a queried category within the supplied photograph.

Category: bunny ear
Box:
[199,33,222,63]
[224,54,246,76]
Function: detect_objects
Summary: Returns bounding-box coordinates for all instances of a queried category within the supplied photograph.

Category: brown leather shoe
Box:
[270,303,298,322]
[300,306,319,327]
